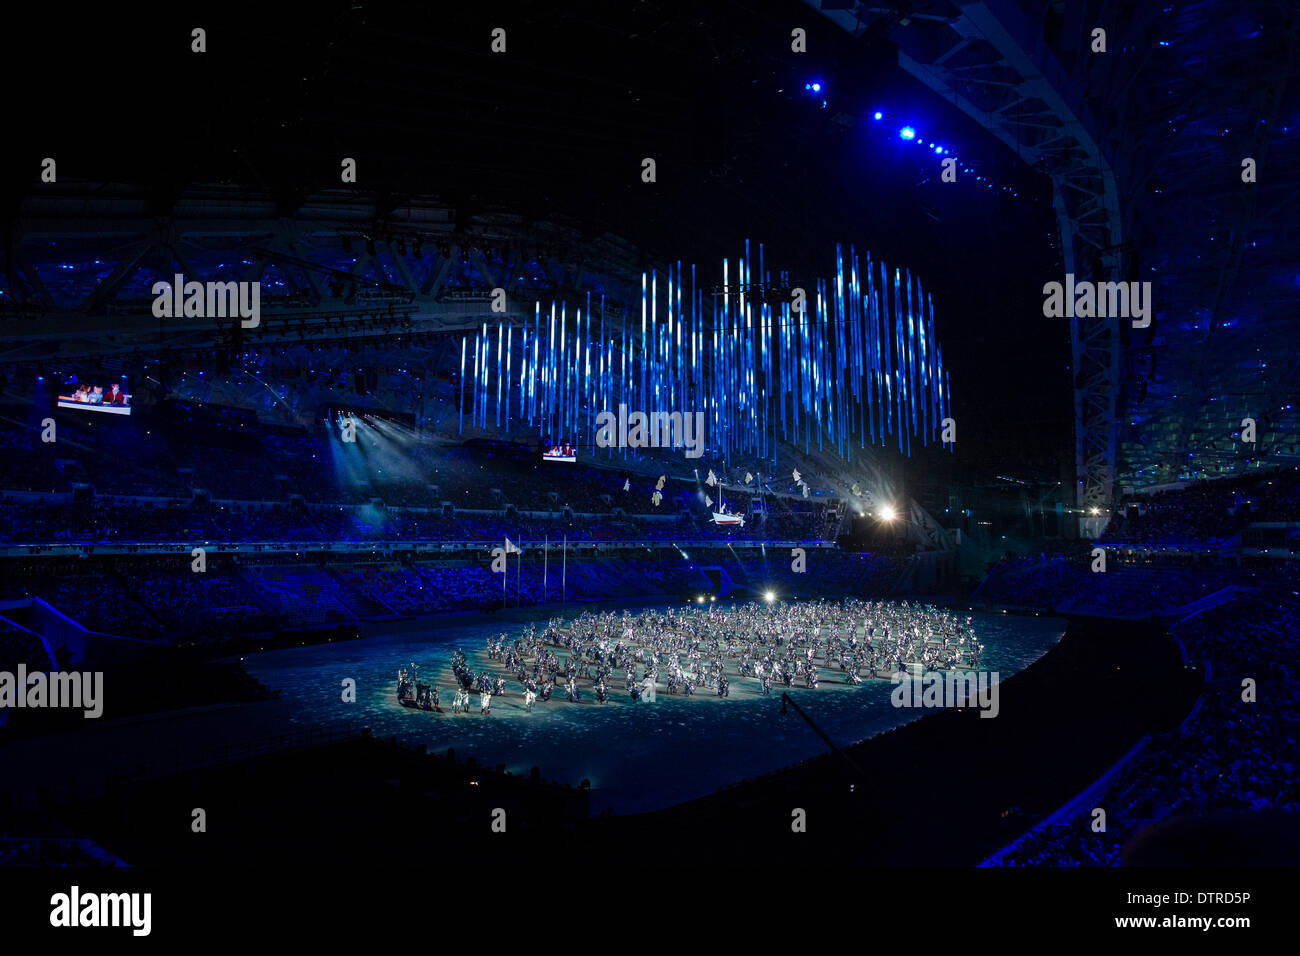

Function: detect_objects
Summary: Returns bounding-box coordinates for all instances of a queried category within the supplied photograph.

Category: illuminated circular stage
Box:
[242,601,1065,814]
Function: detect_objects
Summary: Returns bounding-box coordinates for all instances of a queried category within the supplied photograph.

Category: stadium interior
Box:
[1,0,1298,882]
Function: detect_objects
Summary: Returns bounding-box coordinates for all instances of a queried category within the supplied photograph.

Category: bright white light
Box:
[696,596,705,604]
[764,590,775,603]
[1089,506,1101,515]
[880,504,897,522]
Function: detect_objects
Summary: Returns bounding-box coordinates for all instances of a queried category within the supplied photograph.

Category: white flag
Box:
[792,469,802,484]
[651,491,662,507]
[705,470,717,487]
[656,475,666,491]
[744,472,753,484]
[623,479,630,491]
[705,494,713,508]
[504,537,520,554]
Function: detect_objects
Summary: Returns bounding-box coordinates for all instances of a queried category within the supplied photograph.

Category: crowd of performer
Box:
[396,599,984,715]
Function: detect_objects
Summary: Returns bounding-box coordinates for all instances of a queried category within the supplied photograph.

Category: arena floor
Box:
[242,601,1066,813]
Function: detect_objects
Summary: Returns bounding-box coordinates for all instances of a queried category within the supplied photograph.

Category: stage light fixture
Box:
[899,126,916,140]
[873,111,883,120]
[764,591,775,603]
[879,504,897,522]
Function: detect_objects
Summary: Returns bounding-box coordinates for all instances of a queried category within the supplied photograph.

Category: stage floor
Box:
[241,602,1066,814]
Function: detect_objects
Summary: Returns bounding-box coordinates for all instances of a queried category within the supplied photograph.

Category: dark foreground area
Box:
[49,618,1199,865]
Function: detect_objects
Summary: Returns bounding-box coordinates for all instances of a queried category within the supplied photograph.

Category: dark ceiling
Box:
[2,0,1071,484]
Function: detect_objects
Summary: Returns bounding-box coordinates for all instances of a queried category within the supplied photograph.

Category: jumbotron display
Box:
[56,380,131,415]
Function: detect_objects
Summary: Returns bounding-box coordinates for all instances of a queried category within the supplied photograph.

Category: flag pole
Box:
[544,535,548,601]
[562,534,567,605]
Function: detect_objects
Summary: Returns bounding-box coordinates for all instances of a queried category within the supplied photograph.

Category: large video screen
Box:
[57,380,132,416]
[541,440,577,463]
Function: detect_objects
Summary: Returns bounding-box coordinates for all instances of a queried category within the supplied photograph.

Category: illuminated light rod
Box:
[460,241,953,466]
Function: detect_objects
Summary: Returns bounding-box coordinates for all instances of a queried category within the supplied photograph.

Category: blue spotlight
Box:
[899,126,916,140]
[873,111,883,120]
[811,82,822,92]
